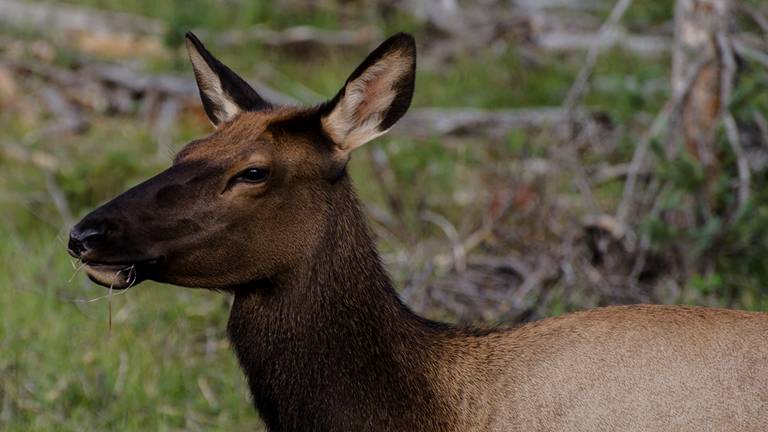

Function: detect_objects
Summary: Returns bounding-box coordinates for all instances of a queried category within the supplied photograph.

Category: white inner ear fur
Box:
[322,52,410,153]
[187,42,242,125]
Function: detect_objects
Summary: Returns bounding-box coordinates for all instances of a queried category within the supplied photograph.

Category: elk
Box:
[68,32,768,431]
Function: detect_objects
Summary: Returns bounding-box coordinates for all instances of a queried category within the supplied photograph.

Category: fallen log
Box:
[209,25,382,49]
[393,107,585,139]
[0,0,163,36]
[536,31,670,55]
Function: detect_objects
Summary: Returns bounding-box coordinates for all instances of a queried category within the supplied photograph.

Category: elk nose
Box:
[68,224,106,258]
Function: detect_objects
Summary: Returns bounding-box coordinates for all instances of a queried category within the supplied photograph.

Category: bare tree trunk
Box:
[672,0,731,173]
[669,0,743,289]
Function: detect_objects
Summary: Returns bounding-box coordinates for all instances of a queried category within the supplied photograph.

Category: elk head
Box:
[68,32,416,290]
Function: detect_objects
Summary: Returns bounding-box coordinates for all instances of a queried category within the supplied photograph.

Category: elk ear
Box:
[321,33,416,155]
[185,32,270,126]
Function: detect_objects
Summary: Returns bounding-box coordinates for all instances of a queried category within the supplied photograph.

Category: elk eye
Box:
[235,167,270,184]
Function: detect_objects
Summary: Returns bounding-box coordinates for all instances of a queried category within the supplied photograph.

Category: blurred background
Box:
[0,0,766,429]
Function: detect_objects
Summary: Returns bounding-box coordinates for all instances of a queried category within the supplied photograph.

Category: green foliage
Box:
[656,150,707,192]
[416,49,576,108]
[639,63,768,307]
[689,272,722,295]
[586,48,669,124]
[624,0,676,30]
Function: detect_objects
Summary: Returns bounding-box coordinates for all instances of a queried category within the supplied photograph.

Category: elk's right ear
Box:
[185,32,269,127]
[321,33,416,156]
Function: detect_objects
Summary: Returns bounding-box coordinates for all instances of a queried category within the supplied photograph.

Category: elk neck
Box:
[226,173,459,431]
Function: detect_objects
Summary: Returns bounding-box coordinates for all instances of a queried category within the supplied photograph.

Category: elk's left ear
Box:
[321,33,416,155]
[185,32,270,126]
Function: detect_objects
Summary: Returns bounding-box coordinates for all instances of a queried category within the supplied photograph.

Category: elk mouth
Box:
[78,257,163,290]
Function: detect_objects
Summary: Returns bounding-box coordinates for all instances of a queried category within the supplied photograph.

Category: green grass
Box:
[0,229,261,430]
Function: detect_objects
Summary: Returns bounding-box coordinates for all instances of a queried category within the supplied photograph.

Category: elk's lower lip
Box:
[83,263,136,290]
[81,258,162,290]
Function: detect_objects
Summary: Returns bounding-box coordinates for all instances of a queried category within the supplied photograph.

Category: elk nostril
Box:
[68,226,107,256]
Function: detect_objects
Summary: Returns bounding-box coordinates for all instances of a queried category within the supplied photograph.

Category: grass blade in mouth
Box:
[108,283,113,332]
[68,259,86,283]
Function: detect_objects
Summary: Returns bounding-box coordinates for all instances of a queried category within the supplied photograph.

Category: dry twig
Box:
[421,210,467,273]
[717,32,750,213]
[732,38,768,68]
[562,0,634,111]
[616,57,708,224]
[754,111,768,149]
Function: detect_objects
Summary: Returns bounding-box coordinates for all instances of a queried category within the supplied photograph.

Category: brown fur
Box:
[440,305,768,431]
[68,33,768,431]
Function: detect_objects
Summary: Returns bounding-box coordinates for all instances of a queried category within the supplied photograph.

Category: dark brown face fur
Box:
[68,108,344,289]
[68,32,416,291]
[165,110,341,288]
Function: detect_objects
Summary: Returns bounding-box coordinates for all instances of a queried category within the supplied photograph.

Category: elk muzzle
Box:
[68,216,163,289]
[68,179,174,290]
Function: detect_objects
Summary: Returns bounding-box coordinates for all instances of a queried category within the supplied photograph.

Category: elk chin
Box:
[83,263,141,290]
